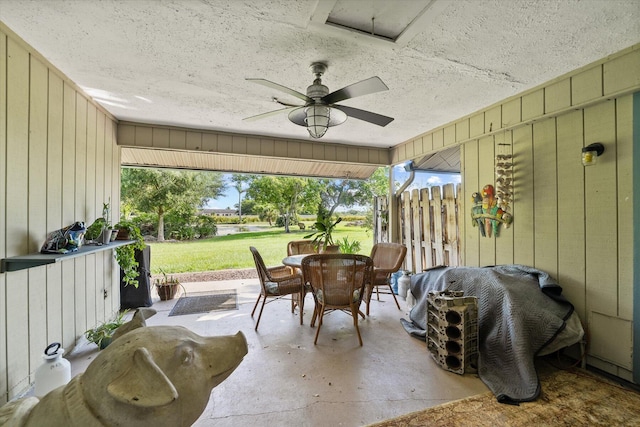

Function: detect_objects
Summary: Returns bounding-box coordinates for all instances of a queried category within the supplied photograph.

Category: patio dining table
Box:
[282,254,308,269]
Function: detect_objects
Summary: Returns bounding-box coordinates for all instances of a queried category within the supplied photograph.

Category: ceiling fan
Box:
[244,62,394,139]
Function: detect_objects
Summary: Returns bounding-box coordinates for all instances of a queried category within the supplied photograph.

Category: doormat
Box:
[169,289,238,316]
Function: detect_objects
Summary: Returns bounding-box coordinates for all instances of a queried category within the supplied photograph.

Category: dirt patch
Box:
[151,268,258,284]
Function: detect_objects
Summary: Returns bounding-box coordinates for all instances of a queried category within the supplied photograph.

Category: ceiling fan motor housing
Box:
[307,62,329,101]
[306,82,329,101]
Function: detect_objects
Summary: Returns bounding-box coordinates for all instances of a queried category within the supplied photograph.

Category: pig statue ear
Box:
[111,308,157,342]
[107,347,178,407]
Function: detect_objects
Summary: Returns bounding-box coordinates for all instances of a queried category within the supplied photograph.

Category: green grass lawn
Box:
[148,225,373,274]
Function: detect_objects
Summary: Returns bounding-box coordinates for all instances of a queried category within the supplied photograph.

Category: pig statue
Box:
[0,326,248,427]
[111,307,157,341]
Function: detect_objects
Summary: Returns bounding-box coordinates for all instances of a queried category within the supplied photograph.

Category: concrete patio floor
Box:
[68,277,488,426]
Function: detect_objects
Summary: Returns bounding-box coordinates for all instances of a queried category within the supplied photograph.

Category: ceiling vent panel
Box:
[311,0,447,46]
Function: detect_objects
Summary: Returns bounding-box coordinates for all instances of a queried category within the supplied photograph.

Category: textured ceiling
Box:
[1,0,639,150]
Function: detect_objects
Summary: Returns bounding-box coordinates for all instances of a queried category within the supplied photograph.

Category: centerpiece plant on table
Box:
[304,213,342,253]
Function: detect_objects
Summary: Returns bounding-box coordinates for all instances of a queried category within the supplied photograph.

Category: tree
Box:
[245,176,312,232]
[363,167,390,232]
[121,168,226,241]
[256,205,278,225]
[229,174,253,223]
[310,167,389,216]
[369,166,390,198]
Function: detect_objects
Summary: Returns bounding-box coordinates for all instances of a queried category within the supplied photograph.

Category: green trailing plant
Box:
[304,214,342,251]
[113,219,134,240]
[337,236,362,254]
[114,221,145,287]
[85,218,106,241]
[85,310,128,349]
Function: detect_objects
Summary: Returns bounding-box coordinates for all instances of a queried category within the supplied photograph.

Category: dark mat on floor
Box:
[169,289,238,316]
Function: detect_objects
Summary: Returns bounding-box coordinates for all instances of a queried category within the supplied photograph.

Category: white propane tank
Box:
[34,342,71,398]
[398,271,411,299]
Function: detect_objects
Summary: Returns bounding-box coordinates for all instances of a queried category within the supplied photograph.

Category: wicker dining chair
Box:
[286,240,318,311]
[287,240,318,256]
[250,246,305,330]
[301,254,373,346]
[366,242,407,315]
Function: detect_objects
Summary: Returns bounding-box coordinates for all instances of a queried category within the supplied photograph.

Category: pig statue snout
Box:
[18,326,248,427]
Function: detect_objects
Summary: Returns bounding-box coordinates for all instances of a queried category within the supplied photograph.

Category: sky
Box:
[206,170,461,210]
[210,185,239,210]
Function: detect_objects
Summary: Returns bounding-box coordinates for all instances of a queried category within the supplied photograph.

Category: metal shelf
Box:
[1,240,135,273]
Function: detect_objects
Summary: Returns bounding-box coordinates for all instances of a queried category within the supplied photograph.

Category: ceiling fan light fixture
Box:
[289,105,347,138]
[305,105,331,138]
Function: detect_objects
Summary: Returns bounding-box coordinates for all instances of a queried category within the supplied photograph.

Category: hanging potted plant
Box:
[154,269,185,301]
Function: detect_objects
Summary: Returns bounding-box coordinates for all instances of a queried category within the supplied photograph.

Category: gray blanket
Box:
[401,265,574,404]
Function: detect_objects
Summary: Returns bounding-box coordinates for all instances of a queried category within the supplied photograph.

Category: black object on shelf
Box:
[120,245,153,310]
[1,240,135,273]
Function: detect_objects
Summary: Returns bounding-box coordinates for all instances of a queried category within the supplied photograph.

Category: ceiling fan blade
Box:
[272,97,304,108]
[332,105,394,127]
[243,106,297,122]
[246,78,312,103]
[321,76,389,105]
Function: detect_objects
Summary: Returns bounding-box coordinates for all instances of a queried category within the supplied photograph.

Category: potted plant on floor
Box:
[154,269,185,301]
[85,310,128,349]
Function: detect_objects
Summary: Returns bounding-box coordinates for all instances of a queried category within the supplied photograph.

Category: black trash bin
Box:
[120,244,153,310]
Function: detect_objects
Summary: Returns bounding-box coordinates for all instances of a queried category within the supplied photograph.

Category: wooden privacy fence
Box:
[374,183,461,273]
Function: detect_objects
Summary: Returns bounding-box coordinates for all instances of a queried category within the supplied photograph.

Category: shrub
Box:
[212,215,240,224]
[275,214,299,227]
[194,215,217,238]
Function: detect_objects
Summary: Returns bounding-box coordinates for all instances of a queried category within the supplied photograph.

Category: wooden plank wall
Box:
[118,122,389,180]
[118,123,389,164]
[390,45,638,381]
[460,95,634,381]
[0,26,121,403]
[374,183,461,271]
